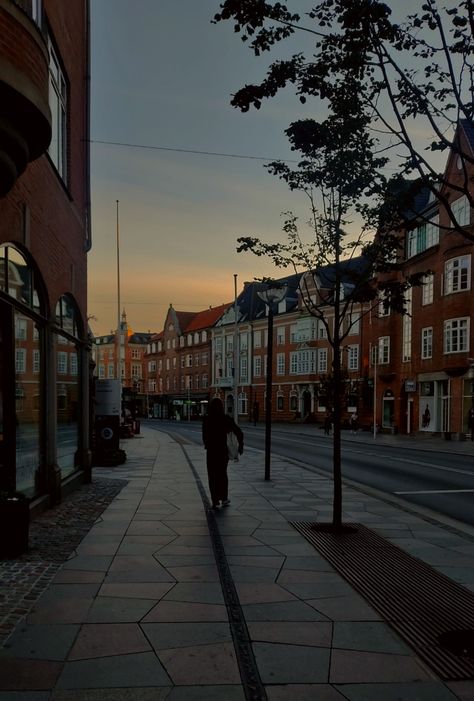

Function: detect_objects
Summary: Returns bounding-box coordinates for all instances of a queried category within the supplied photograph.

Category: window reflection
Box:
[56,334,79,477]
[15,313,41,495]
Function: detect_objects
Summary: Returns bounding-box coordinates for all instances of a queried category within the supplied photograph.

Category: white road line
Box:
[395,488,474,495]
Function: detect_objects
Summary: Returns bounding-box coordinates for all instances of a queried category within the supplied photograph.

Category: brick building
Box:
[0,0,91,502]
[368,120,474,437]
[145,303,229,419]
[92,311,154,417]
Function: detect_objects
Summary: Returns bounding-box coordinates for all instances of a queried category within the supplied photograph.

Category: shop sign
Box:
[405,380,417,392]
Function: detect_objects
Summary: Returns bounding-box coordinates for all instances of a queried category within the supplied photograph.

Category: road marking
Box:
[395,489,474,495]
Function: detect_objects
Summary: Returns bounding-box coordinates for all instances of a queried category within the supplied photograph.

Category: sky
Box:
[87,0,458,337]
[88,0,313,336]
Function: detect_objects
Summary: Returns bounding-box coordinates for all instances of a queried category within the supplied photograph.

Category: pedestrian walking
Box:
[324,413,332,435]
[350,412,359,434]
[202,397,243,509]
[468,407,474,440]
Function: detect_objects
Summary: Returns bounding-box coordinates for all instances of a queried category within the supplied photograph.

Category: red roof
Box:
[184,303,231,332]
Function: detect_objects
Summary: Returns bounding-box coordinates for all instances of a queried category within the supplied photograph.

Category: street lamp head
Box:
[257,282,288,306]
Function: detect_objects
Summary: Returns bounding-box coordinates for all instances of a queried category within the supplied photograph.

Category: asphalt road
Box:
[145,419,474,528]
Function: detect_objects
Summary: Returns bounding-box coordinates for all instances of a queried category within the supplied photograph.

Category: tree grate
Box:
[291,521,474,681]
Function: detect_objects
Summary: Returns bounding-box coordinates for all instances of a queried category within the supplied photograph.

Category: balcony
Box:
[0,0,52,196]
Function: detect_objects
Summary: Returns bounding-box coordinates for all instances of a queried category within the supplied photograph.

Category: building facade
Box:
[92,311,154,417]
[0,0,91,503]
[368,120,474,437]
[145,303,229,419]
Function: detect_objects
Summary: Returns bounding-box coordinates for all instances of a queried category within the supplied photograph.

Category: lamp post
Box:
[257,283,288,480]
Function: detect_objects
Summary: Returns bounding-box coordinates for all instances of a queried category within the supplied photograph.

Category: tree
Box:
[214,0,474,236]
[211,0,466,528]
[236,109,414,528]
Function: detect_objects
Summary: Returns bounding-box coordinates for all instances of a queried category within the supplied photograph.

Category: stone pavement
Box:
[1,426,474,700]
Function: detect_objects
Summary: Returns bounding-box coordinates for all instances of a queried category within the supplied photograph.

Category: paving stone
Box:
[253,641,330,683]
[243,600,329,622]
[56,651,171,689]
[142,621,232,650]
[3,623,80,660]
[247,621,332,647]
[51,690,170,700]
[330,650,433,683]
[332,621,411,654]
[0,655,63,689]
[85,597,156,623]
[335,682,461,700]
[143,600,228,623]
[69,623,151,660]
[266,684,347,701]
[158,641,240,685]
[166,686,245,701]
[97,582,173,599]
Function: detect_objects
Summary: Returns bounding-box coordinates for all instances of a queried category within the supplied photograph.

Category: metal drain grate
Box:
[291,522,474,681]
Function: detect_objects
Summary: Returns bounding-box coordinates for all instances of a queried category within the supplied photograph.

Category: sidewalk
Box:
[1,426,473,700]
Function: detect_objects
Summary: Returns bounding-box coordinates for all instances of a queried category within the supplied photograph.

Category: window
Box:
[215,338,223,354]
[148,361,156,372]
[195,375,200,389]
[277,353,285,375]
[187,334,192,346]
[48,39,67,179]
[317,320,327,339]
[57,351,67,374]
[226,336,233,352]
[202,374,208,388]
[238,392,248,415]
[426,214,439,248]
[240,333,248,351]
[107,363,114,378]
[194,353,199,366]
[70,352,78,376]
[254,356,262,376]
[131,348,140,359]
[406,214,439,258]
[186,354,192,367]
[290,352,298,374]
[402,288,412,362]
[318,348,327,373]
[277,393,284,411]
[202,352,208,365]
[149,379,156,392]
[33,349,40,373]
[379,337,390,364]
[422,273,434,305]
[445,256,471,294]
[15,318,27,340]
[290,392,298,411]
[16,348,26,373]
[347,345,359,371]
[240,357,248,381]
[202,331,207,342]
[194,333,200,344]
[451,195,470,227]
[277,327,285,345]
[421,328,433,359]
[348,314,360,335]
[254,330,261,348]
[98,364,105,378]
[181,356,185,368]
[444,318,469,353]
[131,364,141,379]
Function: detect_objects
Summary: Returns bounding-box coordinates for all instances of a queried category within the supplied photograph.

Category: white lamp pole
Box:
[257,283,288,480]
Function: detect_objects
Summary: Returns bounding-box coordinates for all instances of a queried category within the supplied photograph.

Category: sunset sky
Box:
[87,0,451,337]
[88,0,311,336]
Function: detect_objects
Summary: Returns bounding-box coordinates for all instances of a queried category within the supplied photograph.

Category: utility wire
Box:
[89,138,298,163]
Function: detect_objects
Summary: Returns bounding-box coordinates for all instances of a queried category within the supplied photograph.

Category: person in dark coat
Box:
[202,397,243,509]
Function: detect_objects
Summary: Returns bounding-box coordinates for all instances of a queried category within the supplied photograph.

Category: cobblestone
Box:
[0,477,127,646]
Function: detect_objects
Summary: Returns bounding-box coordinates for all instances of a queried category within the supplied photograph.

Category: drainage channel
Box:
[291,521,474,681]
[180,444,267,701]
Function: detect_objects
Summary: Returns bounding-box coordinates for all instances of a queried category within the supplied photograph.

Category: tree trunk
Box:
[332,339,343,528]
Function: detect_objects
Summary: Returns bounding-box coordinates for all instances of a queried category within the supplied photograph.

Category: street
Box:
[144,420,474,528]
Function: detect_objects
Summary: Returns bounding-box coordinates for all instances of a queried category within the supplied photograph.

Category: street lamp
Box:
[257,282,288,480]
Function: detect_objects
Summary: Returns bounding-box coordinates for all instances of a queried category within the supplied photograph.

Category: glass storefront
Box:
[15,314,42,495]
[55,296,81,478]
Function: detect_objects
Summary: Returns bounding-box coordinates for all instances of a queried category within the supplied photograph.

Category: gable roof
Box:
[184,303,231,332]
